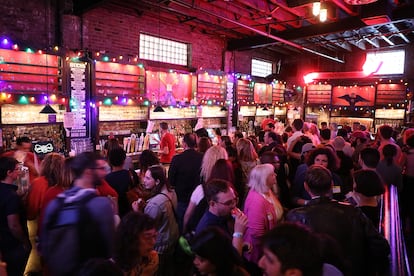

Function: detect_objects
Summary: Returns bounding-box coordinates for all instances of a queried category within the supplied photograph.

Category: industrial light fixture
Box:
[220,106,228,111]
[262,105,269,111]
[39,103,57,114]
[312,2,321,16]
[312,2,327,22]
[319,8,327,22]
[39,54,57,114]
[153,103,165,112]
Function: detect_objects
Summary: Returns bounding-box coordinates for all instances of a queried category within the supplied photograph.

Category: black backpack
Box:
[42,192,100,276]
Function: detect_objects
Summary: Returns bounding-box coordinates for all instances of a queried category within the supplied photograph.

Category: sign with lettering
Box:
[69,62,89,138]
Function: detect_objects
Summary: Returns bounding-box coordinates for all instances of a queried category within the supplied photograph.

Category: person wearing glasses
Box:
[194,178,248,255]
[40,152,116,275]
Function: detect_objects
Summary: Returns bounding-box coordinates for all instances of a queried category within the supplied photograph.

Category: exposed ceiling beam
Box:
[228,16,365,50]
[169,0,344,63]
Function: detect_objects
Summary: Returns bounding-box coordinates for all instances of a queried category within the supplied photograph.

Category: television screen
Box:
[149,133,160,145]
[364,50,405,75]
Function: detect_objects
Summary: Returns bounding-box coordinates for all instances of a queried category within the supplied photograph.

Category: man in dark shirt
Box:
[195,179,247,255]
[168,133,203,233]
[286,165,390,276]
[105,147,132,217]
[0,156,31,276]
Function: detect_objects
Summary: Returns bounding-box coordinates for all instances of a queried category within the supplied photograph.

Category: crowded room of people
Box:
[0,0,414,275]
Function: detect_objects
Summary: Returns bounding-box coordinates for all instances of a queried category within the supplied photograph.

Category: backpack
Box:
[42,192,98,276]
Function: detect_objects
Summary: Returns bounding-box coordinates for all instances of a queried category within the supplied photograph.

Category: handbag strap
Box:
[159,192,178,221]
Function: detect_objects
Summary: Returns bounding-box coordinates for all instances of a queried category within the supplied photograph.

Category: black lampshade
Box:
[262,106,268,111]
[153,105,165,112]
[39,103,57,114]
[220,106,227,111]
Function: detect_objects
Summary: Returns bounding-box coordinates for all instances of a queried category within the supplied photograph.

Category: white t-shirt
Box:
[190,184,204,205]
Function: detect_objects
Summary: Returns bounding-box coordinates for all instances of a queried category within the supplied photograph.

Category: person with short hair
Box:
[0,156,31,276]
[159,122,176,164]
[345,169,385,228]
[168,133,203,233]
[320,128,331,144]
[2,136,39,184]
[105,147,132,218]
[195,179,248,255]
[287,119,304,148]
[378,124,403,166]
[259,222,340,276]
[40,152,116,275]
[359,147,380,170]
[287,165,390,275]
[377,144,403,189]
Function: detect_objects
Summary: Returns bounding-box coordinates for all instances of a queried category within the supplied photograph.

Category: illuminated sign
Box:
[33,141,54,156]
[364,50,405,75]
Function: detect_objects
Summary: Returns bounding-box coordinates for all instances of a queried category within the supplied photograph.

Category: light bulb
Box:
[312,2,321,16]
[319,8,327,22]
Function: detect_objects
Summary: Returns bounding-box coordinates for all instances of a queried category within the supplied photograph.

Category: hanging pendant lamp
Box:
[153,102,165,112]
[39,103,57,114]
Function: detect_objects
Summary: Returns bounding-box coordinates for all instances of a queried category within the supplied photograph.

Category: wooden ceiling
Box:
[74,0,414,63]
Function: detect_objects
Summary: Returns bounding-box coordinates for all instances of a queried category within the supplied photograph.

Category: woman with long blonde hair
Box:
[243,164,283,271]
[183,146,228,234]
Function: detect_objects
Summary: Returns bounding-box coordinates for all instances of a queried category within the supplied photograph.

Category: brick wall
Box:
[0,0,56,49]
[80,5,227,71]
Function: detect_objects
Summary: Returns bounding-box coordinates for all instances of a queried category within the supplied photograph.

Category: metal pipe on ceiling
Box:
[169,0,345,63]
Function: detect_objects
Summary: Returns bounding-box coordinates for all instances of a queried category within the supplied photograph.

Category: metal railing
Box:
[381,185,412,276]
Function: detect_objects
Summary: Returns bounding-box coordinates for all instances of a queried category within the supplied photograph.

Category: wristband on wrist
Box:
[233,232,243,238]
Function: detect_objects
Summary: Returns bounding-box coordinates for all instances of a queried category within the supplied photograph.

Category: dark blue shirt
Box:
[0,182,29,249]
[195,210,230,236]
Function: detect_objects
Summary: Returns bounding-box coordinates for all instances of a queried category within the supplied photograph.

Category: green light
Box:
[25,48,33,53]
[103,98,112,105]
[143,100,149,106]
[69,98,76,108]
[138,63,144,68]
[103,56,109,62]
[207,100,212,105]
[18,96,29,104]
